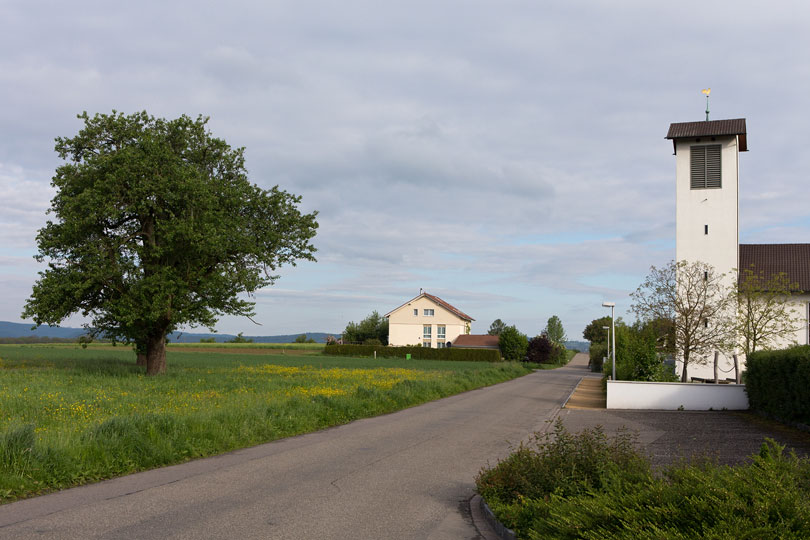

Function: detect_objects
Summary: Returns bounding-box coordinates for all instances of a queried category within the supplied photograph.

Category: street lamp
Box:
[602,302,616,380]
[602,325,610,373]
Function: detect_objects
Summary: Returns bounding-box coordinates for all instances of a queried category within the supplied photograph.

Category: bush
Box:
[526,335,567,364]
[499,326,528,362]
[476,420,649,529]
[589,341,607,373]
[323,344,501,362]
[746,345,810,425]
[477,422,810,539]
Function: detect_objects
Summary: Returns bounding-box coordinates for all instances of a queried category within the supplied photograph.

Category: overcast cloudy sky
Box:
[2,1,809,339]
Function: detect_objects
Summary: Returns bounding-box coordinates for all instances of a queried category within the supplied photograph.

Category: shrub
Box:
[323,344,501,362]
[526,335,567,364]
[589,341,607,373]
[746,345,810,425]
[498,326,528,362]
[477,423,810,539]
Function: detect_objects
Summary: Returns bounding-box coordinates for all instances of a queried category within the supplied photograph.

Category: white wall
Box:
[607,380,748,410]
[387,295,469,347]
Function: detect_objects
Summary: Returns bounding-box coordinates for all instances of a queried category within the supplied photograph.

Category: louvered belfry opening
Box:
[690,144,721,189]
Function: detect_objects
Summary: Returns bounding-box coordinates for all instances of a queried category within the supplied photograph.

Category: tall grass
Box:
[0,345,529,503]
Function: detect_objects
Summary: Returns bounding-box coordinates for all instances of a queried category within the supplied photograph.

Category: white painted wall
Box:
[387,295,469,347]
[607,380,749,410]
[674,135,741,380]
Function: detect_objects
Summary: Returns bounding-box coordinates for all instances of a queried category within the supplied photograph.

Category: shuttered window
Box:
[690,144,721,189]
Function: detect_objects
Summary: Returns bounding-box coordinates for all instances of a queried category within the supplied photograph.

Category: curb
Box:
[471,494,516,540]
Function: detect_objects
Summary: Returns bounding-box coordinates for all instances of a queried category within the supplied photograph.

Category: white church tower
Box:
[665,116,748,380]
[666,118,747,275]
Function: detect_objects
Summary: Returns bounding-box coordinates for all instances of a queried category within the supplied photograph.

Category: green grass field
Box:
[0,344,530,503]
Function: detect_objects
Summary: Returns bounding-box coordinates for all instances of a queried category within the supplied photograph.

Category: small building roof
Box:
[739,244,810,294]
[452,334,499,348]
[666,118,747,152]
[384,292,475,322]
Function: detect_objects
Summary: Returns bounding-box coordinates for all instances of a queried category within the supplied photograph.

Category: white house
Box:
[666,118,810,380]
[385,292,473,348]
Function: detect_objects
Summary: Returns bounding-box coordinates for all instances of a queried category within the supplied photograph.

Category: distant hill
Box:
[564,340,590,352]
[0,321,337,344]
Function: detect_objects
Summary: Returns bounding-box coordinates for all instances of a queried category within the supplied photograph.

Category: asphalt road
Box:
[0,357,590,539]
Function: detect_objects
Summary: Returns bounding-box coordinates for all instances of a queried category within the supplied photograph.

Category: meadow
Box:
[0,343,530,503]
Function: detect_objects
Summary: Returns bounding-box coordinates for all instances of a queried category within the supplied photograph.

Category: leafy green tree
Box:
[544,315,567,345]
[22,111,318,375]
[227,332,253,344]
[199,337,216,343]
[488,319,506,336]
[498,325,528,362]
[342,311,389,345]
[294,334,308,343]
[582,316,613,343]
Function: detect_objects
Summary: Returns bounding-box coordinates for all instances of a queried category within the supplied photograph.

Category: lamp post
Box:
[602,302,616,380]
[602,325,610,373]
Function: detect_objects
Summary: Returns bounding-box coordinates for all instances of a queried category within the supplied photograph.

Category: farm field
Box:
[0,344,530,503]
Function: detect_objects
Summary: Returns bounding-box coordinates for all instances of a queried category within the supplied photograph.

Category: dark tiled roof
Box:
[666,118,747,151]
[422,293,474,321]
[739,244,810,293]
[452,334,499,348]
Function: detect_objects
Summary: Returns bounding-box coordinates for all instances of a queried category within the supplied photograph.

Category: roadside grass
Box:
[477,421,810,539]
[0,344,530,503]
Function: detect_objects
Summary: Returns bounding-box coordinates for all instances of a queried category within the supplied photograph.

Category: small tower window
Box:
[705,224,709,235]
[690,144,721,189]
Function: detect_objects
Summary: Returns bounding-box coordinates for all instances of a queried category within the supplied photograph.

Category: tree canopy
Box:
[23,111,318,374]
[343,311,389,345]
[582,316,613,343]
[631,260,734,382]
[735,267,802,356]
[544,315,567,345]
[498,325,528,362]
[487,319,507,336]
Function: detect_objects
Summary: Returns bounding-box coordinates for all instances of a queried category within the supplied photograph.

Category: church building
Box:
[665,117,810,380]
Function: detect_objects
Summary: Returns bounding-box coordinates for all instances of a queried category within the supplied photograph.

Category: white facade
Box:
[671,121,810,380]
[385,294,471,348]
[673,133,742,380]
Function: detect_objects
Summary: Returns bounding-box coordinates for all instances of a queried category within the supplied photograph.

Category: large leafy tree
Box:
[498,325,528,362]
[544,315,567,345]
[23,111,318,375]
[582,316,613,343]
[631,260,734,382]
[735,267,803,356]
[487,319,506,336]
[343,311,389,345]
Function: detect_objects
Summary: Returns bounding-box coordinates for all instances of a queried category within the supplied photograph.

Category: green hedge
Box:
[746,345,810,425]
[323,344,501,362]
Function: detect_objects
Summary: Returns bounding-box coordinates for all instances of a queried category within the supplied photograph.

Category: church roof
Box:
[739,244,810,293]
[666,118,747,152]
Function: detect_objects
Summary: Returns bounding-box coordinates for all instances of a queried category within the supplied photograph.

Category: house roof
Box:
[384,292,474,322]
[452,334,499,348]
[739,244,810,293]
[666,118,747,152]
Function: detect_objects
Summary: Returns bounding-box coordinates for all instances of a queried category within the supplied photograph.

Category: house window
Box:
[437,325,446,348]
[704,225,709,235]
[424,309,434,316]
[413,308,418,316]
[690,144,721,189]
[423,325,432,347]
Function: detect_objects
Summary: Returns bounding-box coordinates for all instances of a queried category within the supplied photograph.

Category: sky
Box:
[2,1,810,339]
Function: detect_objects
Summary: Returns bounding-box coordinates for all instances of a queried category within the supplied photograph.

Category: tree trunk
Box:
[136,353,147,367]
[713,351,719,384]
[146,335,167,375]
[681,353,689,382]
[733,354,741,384]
